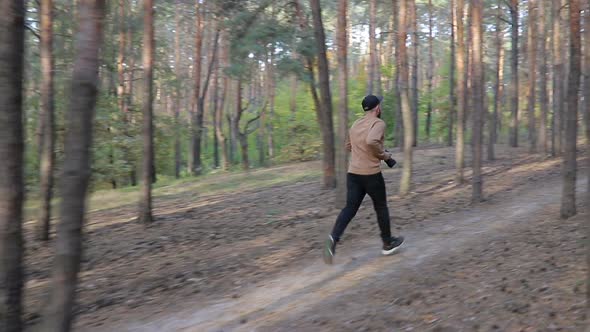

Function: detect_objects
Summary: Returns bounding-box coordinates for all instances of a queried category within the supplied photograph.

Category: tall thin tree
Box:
[336,0,348,207]
[508,0,519,147]
[0,0,25,330]
[526,0,537,152]
[471,0,484,202]
[139,0,154,224]
[41,0,106,329]
[174,0,182,178]
[551,0,564,156]
[191,0,204,175]
[398,0,414,196]
[309,0,336,188]
[448,0,456,146]
[490,0,504,161]
[425,0,434,141]
[560,0,581,219]
[537,0,549,154]
[393,0,403,147]
[455,0,466,183]
[409,0,419,146]
[37,0,55,241]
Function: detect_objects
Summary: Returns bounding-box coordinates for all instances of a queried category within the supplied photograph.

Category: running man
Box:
[323,95,404,264]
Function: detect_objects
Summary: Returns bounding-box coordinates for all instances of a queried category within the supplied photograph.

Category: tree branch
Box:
[25,24,40,39]
[498,16,512,25]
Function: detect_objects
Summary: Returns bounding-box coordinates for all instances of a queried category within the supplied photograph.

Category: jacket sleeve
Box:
[365,121,391,160]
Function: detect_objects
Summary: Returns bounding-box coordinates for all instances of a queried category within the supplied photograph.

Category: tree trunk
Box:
[0,0,25,329]
[583,0,590,145]
[398,0,414,196]
[216,32,229,170]
[368,0,378,94]
[41,0,105,329]
[560,0,580,219]
[267,48,275,164]
[124,12,136,186]
[336,0,348,207]
[448,0,456,146]
[191,0,204,175]
[509,0,519,147]
[309,0,336,189]
[235,80,249,170]
[212,57,219,169]
[425,0,433,141]
[491,0,504,159]
[38,0,55,241]
[174,0,182,178]
[410,0,419,147]
[393,0,403,148]
[527,0,537,153]
[117,0,125,113]
[139,0,154,224]
[584,3,590,308]
[455,0,466,183]
[537,0,549,154]
[471,0,484,202]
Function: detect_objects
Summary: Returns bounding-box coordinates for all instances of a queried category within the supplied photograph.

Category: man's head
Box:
[362,95,383,118]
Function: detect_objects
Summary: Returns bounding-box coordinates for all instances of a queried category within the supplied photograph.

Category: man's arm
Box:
[366,121,391,160]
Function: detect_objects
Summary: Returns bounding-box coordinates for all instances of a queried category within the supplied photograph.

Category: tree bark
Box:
[583,0,590,145]
[267,47,275,164]
[398,0,414,196]
[455,0,466,183]
[191,0,204,175]
[174,0,182,178]
[309,0,336,189]
[490,0,504,159]
[471,0,484,202]
[409,0,419,147]
[537,0,549,154]
[583,3,590,309]
[448,0,456,146]
[551,0,563,156]
[336,0,348,207]
[217,32,229,170]
[38,0,55,241]
[560,0,580,219]
[0,0,25,329]
[393,0,403,148]
[41,0,105,329]
[139,0,154,224]
[509,0,519,147]
[425,0,433,141]
[527,0,537,153]
[117,0,125,113]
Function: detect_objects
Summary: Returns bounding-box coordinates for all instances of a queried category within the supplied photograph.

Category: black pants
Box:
[331,172,391,243]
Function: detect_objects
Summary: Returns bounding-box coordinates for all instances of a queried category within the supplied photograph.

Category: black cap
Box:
[362,95,383,111]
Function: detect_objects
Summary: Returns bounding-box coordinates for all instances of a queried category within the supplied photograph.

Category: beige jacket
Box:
[346,116,391,175]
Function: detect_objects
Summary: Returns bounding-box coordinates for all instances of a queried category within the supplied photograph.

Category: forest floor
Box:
[22,144,588,331]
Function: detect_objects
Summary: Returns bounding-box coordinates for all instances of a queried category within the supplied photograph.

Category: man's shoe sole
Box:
[381,242,403,256]
[323,237,334,265]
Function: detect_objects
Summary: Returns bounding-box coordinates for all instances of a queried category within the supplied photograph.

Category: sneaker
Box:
[382,236,404,255]
[323,235,337,265]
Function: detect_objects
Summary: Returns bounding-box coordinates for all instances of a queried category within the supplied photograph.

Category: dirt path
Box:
[21,145,587,331]
[93,175,587,331]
